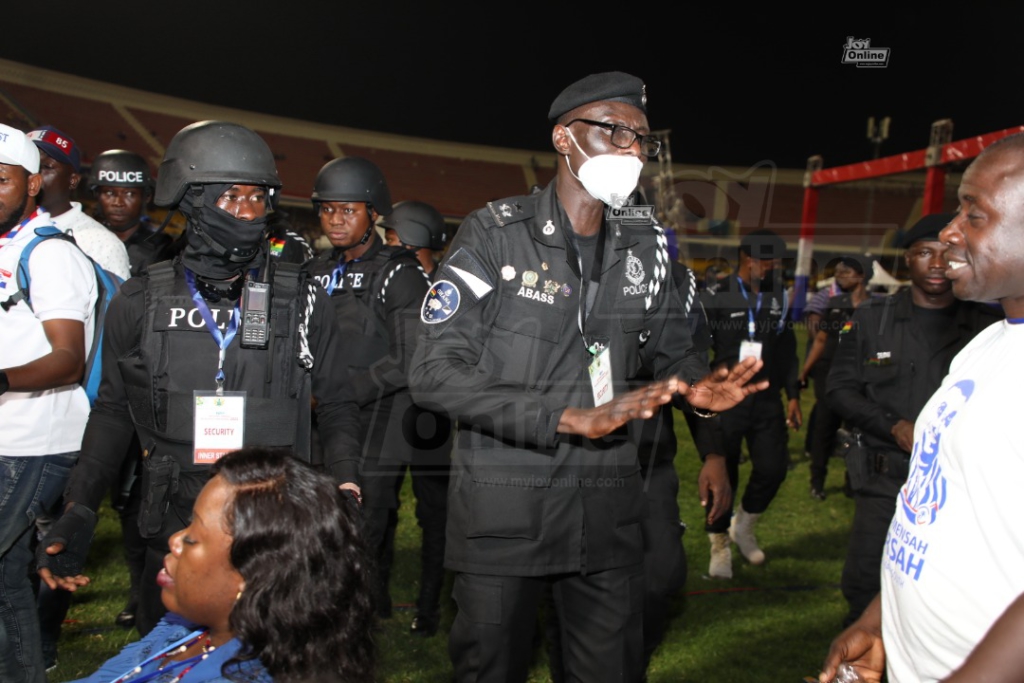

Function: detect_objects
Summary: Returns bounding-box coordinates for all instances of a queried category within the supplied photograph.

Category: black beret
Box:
[899,213,956,249]
[836,254,875,282]
[739,229,786,260]
[548,71,647,121]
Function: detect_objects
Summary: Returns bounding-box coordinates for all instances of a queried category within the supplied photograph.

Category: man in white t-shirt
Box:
[27,126,130,280]
[820,132,1024,683]
[0,124,98,682]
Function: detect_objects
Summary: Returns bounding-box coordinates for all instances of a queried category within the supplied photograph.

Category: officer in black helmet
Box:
[306,157,432,622]
[381,199,449,277]
[86,150,173,630]
[378,199,453,636]
[90,149,175,277]
[36,121,364,636]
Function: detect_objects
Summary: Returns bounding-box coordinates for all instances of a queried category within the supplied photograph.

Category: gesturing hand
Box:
[558,377,681,440]
[682,356,769,412]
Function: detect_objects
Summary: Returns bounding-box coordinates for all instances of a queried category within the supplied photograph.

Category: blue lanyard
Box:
[325,256,363,295]
[104,629,206,683]
[736,275,762,340]
[184,269,240,394]
[737,275,789,337]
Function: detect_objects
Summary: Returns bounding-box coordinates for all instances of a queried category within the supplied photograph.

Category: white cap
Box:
[0,124,40,174]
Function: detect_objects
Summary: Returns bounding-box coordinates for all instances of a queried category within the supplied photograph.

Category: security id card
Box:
[589,346,614,407]
[193,391,245,465]
[739,340,763,362]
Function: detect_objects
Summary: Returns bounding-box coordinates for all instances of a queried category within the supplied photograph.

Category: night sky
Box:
[2,3,1021,171]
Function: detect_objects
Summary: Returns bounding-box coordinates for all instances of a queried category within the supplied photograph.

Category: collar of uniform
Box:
[891,287,914,320]
[529,183,567,249]
[536,184,638,274]
[332,234,383,264]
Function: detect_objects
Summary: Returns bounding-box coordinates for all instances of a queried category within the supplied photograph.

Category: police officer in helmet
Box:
[87,150,173,630]
[38,121,363,636]
[378,198,453,635]
[380,199,448,277]
[306,157,432,622]
[90,149,174,277]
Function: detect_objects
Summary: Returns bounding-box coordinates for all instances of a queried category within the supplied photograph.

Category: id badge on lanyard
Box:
[193,391,246,464]
[739,339,763,362]
[737,276,763,362]
[589,346,614,406]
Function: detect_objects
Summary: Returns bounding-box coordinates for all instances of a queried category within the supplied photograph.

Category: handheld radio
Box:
[240,280,271,349]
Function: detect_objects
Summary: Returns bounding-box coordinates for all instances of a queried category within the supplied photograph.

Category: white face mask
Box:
[564,128,644,208]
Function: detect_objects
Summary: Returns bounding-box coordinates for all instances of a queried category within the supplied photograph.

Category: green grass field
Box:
[50,388,855,683]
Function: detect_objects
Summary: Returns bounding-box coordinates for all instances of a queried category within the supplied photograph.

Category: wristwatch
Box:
[0,370,9,396]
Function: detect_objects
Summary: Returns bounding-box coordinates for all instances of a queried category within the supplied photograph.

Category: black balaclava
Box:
[180,182,269,280]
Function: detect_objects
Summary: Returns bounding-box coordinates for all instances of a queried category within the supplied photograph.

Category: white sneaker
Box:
[708,532,733,578]
[729,506,766,565]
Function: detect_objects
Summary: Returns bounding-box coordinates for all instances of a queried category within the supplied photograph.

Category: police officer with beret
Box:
[90,149,175,277]
[37,121,364,636]
[409,71,765,683]
[826,213,1001,626]
[305,158,432,621]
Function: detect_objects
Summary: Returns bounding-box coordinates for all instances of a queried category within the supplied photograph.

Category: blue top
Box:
[70,613,272,683]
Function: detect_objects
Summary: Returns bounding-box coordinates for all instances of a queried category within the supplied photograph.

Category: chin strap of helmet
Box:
[356,203,376,246]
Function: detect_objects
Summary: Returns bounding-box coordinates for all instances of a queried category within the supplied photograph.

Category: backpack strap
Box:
[2,226,72,312]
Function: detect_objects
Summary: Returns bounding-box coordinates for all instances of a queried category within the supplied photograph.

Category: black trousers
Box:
[450,567,645,683]
[360,455,450,617]
[841,492,898,626]
[809,364,842,490]
[707,392,789,533]
[638,459,686,667]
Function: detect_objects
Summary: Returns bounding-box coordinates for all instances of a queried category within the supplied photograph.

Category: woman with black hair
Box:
[71,447,376,683]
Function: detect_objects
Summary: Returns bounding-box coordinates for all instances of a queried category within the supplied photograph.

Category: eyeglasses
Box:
[566,119,662,157]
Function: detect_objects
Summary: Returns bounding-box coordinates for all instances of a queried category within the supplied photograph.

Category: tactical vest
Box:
[125,221,175,277]
[118,260,310,529]
[309,244,420,369]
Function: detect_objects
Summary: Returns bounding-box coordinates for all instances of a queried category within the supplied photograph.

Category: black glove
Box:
[36,504,97,578]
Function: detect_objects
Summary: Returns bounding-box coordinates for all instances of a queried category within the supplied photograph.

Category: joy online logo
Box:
[842,37,890,68]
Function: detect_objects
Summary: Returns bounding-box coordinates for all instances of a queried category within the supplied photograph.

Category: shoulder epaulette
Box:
[146,260,176,295]
[485,194,535,227]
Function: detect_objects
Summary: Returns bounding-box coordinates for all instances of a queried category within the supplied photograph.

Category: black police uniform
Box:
[635,262,724,666]
[808,291,862,493]
[64,255,362,635]
[404,263,454,634]
[107,215,175,629]
[306,236,431,614]
[121,217,176,277]
[546,262,721,680]
[269,223,315,264]
[409,182,708,683]
[826,287,1001,624]
[700,271,799,533]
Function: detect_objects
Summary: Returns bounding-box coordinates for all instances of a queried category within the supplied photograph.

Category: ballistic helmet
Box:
[154,121,281,209]
[311,157,392,216]
[88,150,152,192]
[378,200,447,251]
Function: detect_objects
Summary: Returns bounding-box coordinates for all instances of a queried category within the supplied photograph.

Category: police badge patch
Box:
[625,249,645,286]
[421,280,461,324]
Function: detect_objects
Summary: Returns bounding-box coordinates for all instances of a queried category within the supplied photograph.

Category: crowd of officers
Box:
[0,70,1007,683]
